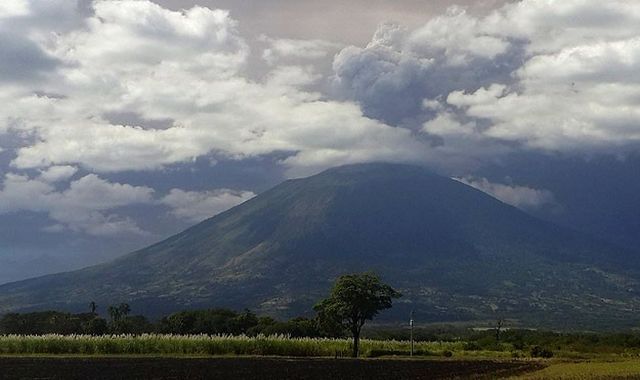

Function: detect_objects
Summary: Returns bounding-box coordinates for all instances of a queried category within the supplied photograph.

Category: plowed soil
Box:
[0,357,544,380]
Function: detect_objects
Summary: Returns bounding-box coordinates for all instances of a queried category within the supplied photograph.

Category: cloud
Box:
[0,2,30,18]
[0,173,154,236]
[0,167,259,236]
[422,112,477,137]
[260,35,343,65]
[333,0,640,157]
[331,15,519,128]
[446,36,640,151]
[486,0,640,54]
[161,188,255,223]
[38,165,78,183]
[407,6,509,65]
[0,33,60,83]
[455,177,556,210]
[1,0,639,204]
[2,0,429,176]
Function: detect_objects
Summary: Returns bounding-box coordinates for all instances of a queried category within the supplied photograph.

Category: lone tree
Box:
[314,272,401,357]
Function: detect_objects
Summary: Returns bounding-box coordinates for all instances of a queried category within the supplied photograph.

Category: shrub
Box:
[82,318,108,335]
[530,345,554,358]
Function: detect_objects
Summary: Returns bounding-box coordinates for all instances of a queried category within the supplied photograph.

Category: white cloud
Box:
[407,6,508,65]
[455,177,556,210]
[162,188,255,223]
[1,0,639,188]
[264,65,321,88]
[486,0,640,54]
[422,112,476,136]
[0,173,154,236]
[260,35,342,65]
[38,165,78,183]
[350,1,640,156]
[0,1,29,18]
[2,0,429,176]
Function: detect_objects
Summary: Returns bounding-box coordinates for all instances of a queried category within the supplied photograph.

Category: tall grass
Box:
[0,334,467,357]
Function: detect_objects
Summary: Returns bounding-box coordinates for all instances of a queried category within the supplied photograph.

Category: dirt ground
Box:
[0,357,544,380]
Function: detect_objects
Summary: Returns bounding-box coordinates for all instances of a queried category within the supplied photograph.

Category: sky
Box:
[1,0,640,284]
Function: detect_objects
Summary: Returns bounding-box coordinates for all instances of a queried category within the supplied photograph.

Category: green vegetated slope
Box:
[0,163,638,328]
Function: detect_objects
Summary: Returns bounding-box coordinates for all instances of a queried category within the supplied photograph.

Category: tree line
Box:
[0,273,399,357]
[0,307,324,337]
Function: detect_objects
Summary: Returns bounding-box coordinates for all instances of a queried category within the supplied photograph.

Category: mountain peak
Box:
[0,164,638,329]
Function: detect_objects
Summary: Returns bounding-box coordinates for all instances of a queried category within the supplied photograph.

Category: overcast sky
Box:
[1,0,639,283]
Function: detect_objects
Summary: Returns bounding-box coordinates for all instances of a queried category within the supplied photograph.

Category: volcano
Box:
[1,163,638,329]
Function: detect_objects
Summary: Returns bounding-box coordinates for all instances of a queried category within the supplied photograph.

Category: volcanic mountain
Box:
[1,163,638,328]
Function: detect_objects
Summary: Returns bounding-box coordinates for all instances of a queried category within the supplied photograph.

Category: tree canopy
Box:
[314,272,401,357]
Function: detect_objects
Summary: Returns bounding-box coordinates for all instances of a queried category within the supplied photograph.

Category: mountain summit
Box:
[1,163,638,328]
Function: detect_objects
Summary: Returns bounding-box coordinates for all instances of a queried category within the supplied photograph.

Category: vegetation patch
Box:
[0,334,466,358]
[516,360,640,379]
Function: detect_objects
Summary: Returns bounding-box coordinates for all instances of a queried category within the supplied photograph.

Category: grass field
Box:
[0,334,475,357]
[514,360,640,379]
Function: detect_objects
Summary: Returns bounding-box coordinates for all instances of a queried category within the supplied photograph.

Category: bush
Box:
[530,345,554,358]
[463,341,482,351]
[366,349,437,357]
[158,309,258,335]
[0,311,95,335]
[82,318,108,335]
[250,318,322,338]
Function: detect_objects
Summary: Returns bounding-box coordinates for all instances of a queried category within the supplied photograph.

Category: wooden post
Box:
[410,309,415,357]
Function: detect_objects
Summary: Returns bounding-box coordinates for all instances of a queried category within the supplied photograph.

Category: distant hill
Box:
[1,163,638,329]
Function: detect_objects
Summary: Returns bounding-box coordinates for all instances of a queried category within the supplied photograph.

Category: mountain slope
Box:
[0,163,638,328]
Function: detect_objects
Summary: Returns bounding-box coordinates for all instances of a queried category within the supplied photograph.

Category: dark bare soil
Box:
[0,357,544,380]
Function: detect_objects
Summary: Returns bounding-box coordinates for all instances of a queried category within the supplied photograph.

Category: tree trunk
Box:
[352,330,360,358]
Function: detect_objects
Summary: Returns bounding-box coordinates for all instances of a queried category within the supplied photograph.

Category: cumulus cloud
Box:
[422,112,476,136]
[38,165,78,183]
[407,6,509,65]
[161,189,255,223]
[2,0,429,176]
[0,33,60,83]
[4,0,640,176]
[1,0,640,240]
[332,15,518,128]
[260,35,342,65]
[455,177,556,210]
[0,173,154,236]
[334,0,640,157]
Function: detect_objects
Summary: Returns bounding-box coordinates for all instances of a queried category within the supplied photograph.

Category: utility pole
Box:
[410,309,415,357]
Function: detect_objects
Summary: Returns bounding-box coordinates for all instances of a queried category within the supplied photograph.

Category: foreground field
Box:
[0,334,481,357]
[516,360,640,379]
[6,335,640,379]
[0,357,543,380]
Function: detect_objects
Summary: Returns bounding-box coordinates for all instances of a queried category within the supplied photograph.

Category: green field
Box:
[0,334,472,357]
[514,360,640,379]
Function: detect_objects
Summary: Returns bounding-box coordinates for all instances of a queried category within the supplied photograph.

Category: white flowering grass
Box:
[0,334,467,357]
